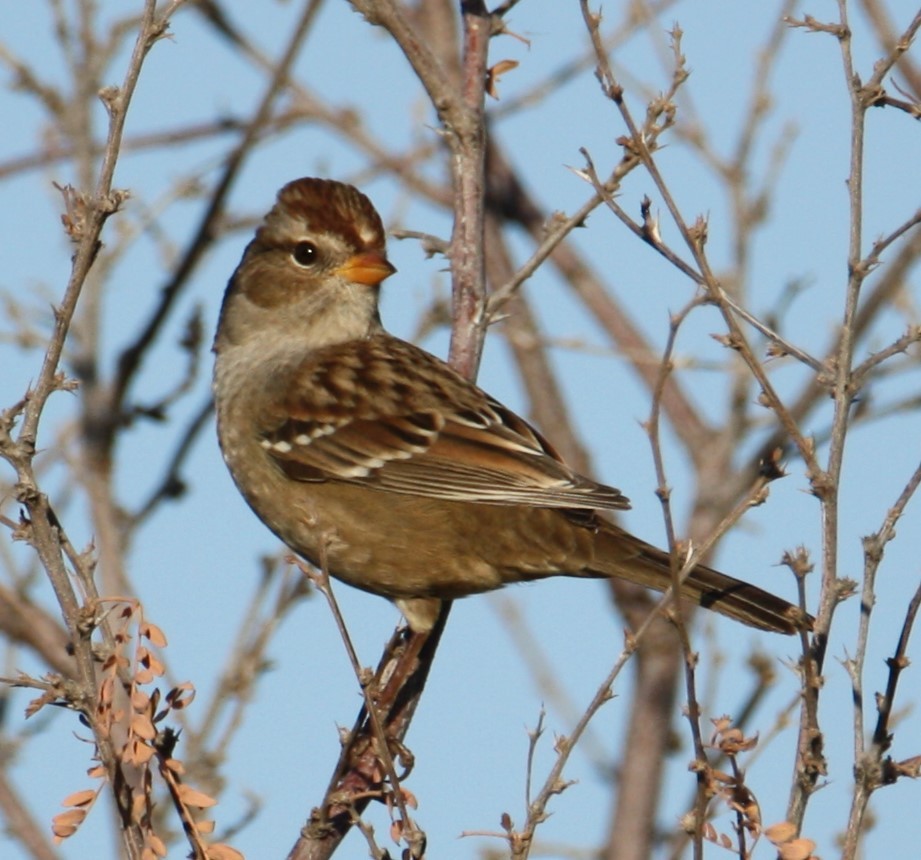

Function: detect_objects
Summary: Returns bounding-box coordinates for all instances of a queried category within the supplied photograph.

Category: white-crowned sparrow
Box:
[212,177,808,635]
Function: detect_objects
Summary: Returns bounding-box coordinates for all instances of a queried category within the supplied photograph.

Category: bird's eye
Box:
[292,241,319,267]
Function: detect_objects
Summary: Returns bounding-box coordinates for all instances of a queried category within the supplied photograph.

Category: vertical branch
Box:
[789,1,867,827]
[18,1,171,447]
[446,0,491,377]
[349,0,492,375]
[644,300,708,860]
[841,458,921,859]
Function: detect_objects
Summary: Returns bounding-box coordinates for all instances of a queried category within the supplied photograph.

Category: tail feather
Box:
[589,523,811,635]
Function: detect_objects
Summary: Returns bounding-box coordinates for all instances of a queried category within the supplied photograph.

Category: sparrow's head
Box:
[216,178,396,352]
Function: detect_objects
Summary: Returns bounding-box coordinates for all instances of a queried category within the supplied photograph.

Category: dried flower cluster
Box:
[22,600,243,860]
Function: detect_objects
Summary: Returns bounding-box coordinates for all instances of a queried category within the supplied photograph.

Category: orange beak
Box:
[334,251,396,287]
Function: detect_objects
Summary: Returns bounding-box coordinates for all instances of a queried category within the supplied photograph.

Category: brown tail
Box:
[588,522,811,635]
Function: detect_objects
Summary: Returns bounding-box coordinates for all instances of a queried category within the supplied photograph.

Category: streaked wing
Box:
[260,338,630,511]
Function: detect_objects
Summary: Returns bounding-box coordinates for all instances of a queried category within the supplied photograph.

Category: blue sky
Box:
[2,2,920,858]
